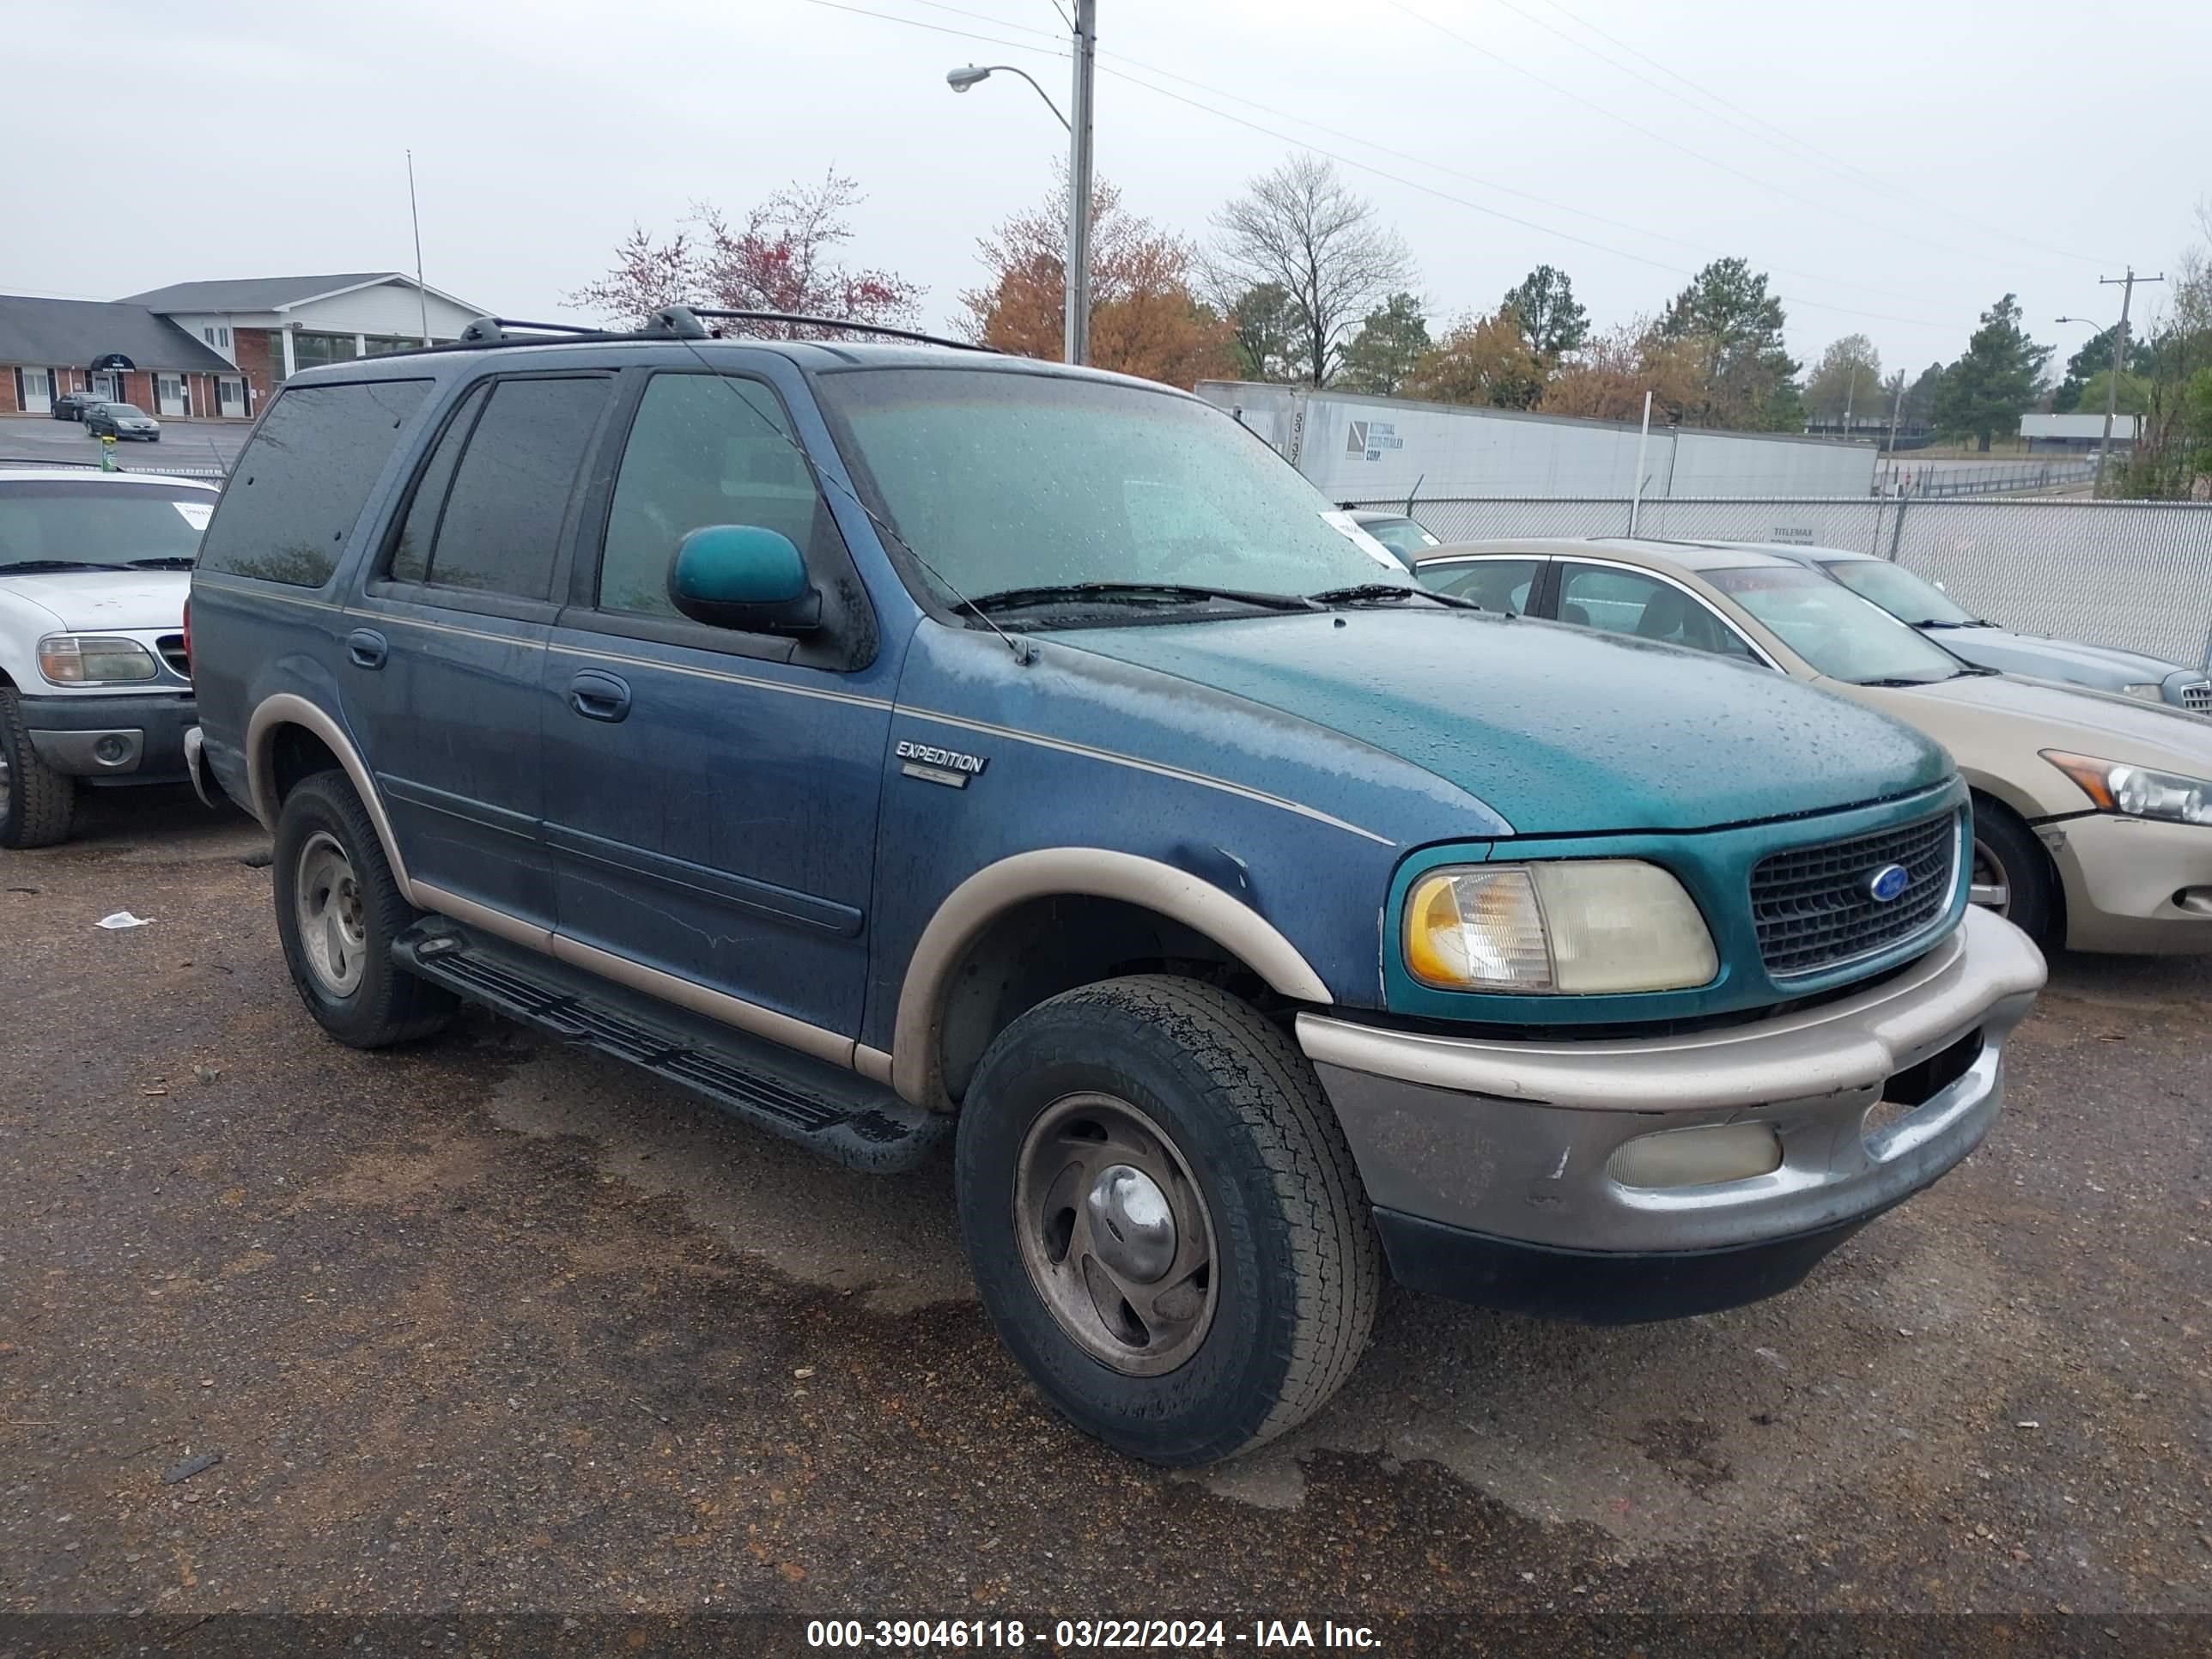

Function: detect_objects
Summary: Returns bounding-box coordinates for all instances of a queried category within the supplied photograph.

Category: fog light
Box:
[1608,1122,1783,1190]
[93,734,131,766]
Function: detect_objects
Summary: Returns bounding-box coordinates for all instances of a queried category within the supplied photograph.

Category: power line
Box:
[1377,0,2035,276]
[1097,63,1966,335]
[1521,0,2117,269]
[1092,44,1930,304]
[793,0,1974,336]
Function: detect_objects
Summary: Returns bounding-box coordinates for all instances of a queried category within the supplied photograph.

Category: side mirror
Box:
[669,525,821,635]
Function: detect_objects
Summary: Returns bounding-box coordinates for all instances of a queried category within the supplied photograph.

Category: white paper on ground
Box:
[95,911,153,930]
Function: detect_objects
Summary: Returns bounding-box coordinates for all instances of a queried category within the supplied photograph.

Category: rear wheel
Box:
[0,688,76,849]
[272,770,455,1047]
[1970,793,2057,948]
[956,975,1381,1466]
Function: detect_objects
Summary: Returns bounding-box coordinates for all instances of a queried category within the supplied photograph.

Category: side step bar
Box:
[392,920,948,1174]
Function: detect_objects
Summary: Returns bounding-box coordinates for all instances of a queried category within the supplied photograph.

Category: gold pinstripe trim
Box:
[546,641,895,710]
[897,707,1395,847]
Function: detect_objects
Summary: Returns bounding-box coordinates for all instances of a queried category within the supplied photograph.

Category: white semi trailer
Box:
[1194,381,1879,503]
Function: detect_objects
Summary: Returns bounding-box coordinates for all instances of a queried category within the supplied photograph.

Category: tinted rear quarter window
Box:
[420,377,609,601]
[198,380,430,586]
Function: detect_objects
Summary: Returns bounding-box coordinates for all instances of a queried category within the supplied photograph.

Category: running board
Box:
[392,920,947,1173]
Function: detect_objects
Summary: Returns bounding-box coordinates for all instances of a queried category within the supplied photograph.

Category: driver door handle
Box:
[568,670,631,723]
[346,629,388,671]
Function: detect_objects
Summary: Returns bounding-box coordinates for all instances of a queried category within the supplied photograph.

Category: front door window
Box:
[1555,562,1756,659]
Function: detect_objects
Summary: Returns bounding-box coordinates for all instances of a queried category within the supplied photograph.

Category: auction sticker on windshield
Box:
[1320,509,1401,568]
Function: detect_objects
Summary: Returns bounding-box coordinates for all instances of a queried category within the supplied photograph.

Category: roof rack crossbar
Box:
[683,310,995,352]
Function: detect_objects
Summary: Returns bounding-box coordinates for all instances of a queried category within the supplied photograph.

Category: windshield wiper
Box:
[952,581,1322,617]
[1856,675,1948,687]
[1307,582,1483,611]
[0,559,131,574]
[128,556,197,570]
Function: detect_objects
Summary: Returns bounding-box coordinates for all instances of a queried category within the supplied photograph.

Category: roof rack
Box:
[680,309,996,352]
[342,307,994,362]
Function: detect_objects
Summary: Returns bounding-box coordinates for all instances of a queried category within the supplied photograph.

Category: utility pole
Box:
[1884,374,1907,491]
[1064,0,1097,366]
[2094,266,2163,494]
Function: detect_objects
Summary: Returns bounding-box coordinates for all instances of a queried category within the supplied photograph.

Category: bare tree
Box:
[1209,155,1414,387]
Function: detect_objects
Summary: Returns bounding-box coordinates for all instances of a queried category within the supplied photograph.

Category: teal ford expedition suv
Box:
[185,310,2047,1465]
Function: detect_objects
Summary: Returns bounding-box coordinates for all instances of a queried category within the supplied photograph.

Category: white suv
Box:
[0,469,216,847]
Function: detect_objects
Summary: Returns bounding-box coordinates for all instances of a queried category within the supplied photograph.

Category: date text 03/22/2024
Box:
[805,1619,1382,1649]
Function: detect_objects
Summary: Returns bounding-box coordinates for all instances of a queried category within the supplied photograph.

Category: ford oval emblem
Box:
[1864,863,1911,903]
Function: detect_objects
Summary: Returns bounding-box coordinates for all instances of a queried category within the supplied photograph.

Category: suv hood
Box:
[0,569,188,630]
[1059,609,1950,836]
[1934,624,2191,685]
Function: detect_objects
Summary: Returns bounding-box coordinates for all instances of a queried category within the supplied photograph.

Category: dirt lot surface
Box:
[3,790,2209,1644]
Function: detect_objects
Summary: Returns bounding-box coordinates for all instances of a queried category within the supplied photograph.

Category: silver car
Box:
[1735,541,2211,714]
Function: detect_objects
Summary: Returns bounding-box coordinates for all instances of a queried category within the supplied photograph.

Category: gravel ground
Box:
[3,787,2209,1644]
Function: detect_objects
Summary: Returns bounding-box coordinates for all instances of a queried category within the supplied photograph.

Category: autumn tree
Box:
[1656,257,1802,429]
[1209,155,1415,386]
[569,171,921,336]
[1226,283,1304,380]
[959,175,1235,389]
[1539,320,1707,423]
[1500,264,1589,362]
[1404,309,1542,409]
[1803,334,1884,425]
[1932,294,2052,451]
[1339,293,1430,396]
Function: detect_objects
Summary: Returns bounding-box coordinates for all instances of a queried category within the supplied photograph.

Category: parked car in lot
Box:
[1723,541,2212,714]
[187,313,2045,1465]
[1344,508,1440,569]
[1413,538,2212,954]
[85,402,161,441]
[0,470,215,847]
[51,389,101,422]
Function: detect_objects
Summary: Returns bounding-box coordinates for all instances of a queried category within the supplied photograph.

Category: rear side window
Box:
[405,377,609,602]
[198,380,429,586]
[1421,557,1536,614]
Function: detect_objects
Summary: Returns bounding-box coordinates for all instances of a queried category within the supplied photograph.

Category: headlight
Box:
[37,635,159,684]
[1403,860,1718,994]
[2043,750,2212,828]
[2120,683,2165,702]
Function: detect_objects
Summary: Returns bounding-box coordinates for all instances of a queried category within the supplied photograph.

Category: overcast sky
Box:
[8,0,2207,379]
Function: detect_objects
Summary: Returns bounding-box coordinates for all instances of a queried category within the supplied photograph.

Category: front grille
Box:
[2184,682,2211,714]
[157,633,189,677]
[1750,811,1958,979]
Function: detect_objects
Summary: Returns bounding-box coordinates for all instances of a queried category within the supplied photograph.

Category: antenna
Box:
[406,149,431,346]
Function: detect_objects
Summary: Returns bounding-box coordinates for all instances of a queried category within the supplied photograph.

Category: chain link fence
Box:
[1352,495,2212,673]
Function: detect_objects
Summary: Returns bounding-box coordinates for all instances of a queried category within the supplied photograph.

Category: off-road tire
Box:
[0,687,76,849]
[272,769,455,1047]
[1971,792,2058,949]
[957,975,1382,1466]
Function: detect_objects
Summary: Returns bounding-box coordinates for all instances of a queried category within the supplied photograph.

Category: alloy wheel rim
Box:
[295,831,368,996]
[1012,1092,1218,1377]
[1969,836,2011,914]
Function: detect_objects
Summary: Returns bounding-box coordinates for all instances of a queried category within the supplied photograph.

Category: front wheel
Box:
[272,770,455,1048]
[1969,793,2057,948]
[0,688,76,849]
[956,975,1382,1466]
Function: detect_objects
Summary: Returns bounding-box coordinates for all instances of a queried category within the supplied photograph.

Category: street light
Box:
[945,64,1070,130]
[945,0,1095,365]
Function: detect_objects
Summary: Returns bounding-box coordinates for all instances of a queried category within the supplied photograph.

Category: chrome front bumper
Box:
[1299,906,2046,1259]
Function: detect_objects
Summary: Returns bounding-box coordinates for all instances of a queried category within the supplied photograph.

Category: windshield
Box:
[1819,557,1978,627]
[1357,516,1441,568]
[1705,564,1971,684]
[0,482,213,567]
[106,404,149,418]
[815,368,1411,614]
